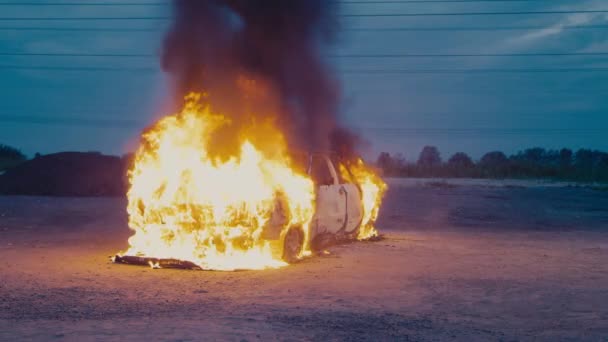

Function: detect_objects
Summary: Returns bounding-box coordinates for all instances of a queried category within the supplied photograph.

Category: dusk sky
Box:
[1,0,607,161]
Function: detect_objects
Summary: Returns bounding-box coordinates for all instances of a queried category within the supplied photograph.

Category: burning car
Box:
[114,94,385,271]
[265,152,374,263]
[110,1,387,270]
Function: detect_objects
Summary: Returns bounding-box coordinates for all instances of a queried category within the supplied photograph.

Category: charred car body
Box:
[265,153,365,263]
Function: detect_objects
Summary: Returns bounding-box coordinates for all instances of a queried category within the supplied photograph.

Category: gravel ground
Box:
[1,180,607,341]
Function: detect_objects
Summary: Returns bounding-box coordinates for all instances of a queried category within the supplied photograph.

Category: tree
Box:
[480,151,508,177]
[417,146,441,168]
[480,151,507,166]
[522,147,546,163]
[376,152,406,176]
[597,152,608,167]
[0,144,27,171]
[393,153,406,170]
[510,147,559,177]
[376,152,394,174]
[0,144,26,161]
[574,149,593,169]
[573,149,608,181]
[447,152,474,169]
[559,148,572,168]
[596,153,608,182]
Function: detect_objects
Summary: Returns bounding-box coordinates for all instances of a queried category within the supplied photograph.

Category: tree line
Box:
[377,146,608,183]
[0,144,26,171]
[2,142,607,183]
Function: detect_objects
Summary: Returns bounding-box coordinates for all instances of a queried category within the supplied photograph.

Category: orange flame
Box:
[121,93,386,270]
[124,93,315,270]
[340,159,388,239]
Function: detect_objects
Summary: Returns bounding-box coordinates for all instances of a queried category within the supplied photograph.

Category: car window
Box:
[330,156,348,184]
[337,161,355,184]
[310,156,334,186]
[290,151,309,175]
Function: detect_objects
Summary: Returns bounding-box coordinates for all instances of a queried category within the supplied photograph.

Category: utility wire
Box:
[0,114,141,127]
[0,52,155,57]
[1,10,607,20]
[0,113,602,134]
[344,25,608,31]
[0,0,565,5]
[0,17,169,20]
[2,65,608,74]
[2,52,608,58]
[341,10,608,17]
[0,2,165,5]
[341,68,608,74]
[1,25,607,32]
[332,52,608,58]
[365,128,607,135]
[0,65,157,71]
[343,0,552,3]
[0,27,161,31]
[366,128,606,132]
[1,115,603,134]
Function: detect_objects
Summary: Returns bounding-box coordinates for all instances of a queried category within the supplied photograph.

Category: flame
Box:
[340,159,388,240]
[123,93,315,270]
[121,93,387,270]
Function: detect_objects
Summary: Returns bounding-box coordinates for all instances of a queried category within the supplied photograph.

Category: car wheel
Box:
[282,226,303,263]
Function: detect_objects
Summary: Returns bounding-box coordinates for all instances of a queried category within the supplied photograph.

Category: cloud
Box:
[503,0,608,49]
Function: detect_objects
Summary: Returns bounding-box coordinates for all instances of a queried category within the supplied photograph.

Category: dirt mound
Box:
[0,152,127,196]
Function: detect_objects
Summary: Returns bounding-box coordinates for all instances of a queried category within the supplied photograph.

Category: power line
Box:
[0,114,141,128]
[365,128,608,136]
[2,115,604,135]
[1,10,607,20]
[331,52,608,58]
[0,2,165,5]
[0,17,168,21]
[2,65,608,74]
[2,51,608,58]
[0,65,157,71]
[0,0,559,5]
[0,52,155,57]
[366,128,606,132]
[342,10,608,17]
[0,27,161,31]
[341,68,608,74]
[1,25,606,32]
[343,0,548,3]
[0,112,603,134]
[344,25,608,31]
[364,128,607,136]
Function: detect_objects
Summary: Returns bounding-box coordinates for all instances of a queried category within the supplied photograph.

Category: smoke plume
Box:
[161,0,357,156]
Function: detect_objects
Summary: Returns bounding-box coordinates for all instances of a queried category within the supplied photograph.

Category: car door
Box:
[333,159,363,235]
[309,155,347,237]
[342,182,363,234]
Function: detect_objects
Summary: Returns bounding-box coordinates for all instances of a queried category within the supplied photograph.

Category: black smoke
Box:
[161,0,358,156]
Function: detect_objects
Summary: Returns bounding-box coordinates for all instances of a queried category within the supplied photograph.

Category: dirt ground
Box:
[1,179,607,341]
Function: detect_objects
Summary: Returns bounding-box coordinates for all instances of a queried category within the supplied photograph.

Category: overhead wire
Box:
[1,10,607,20]
[0,0,574,5]
[2,52,608,58]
